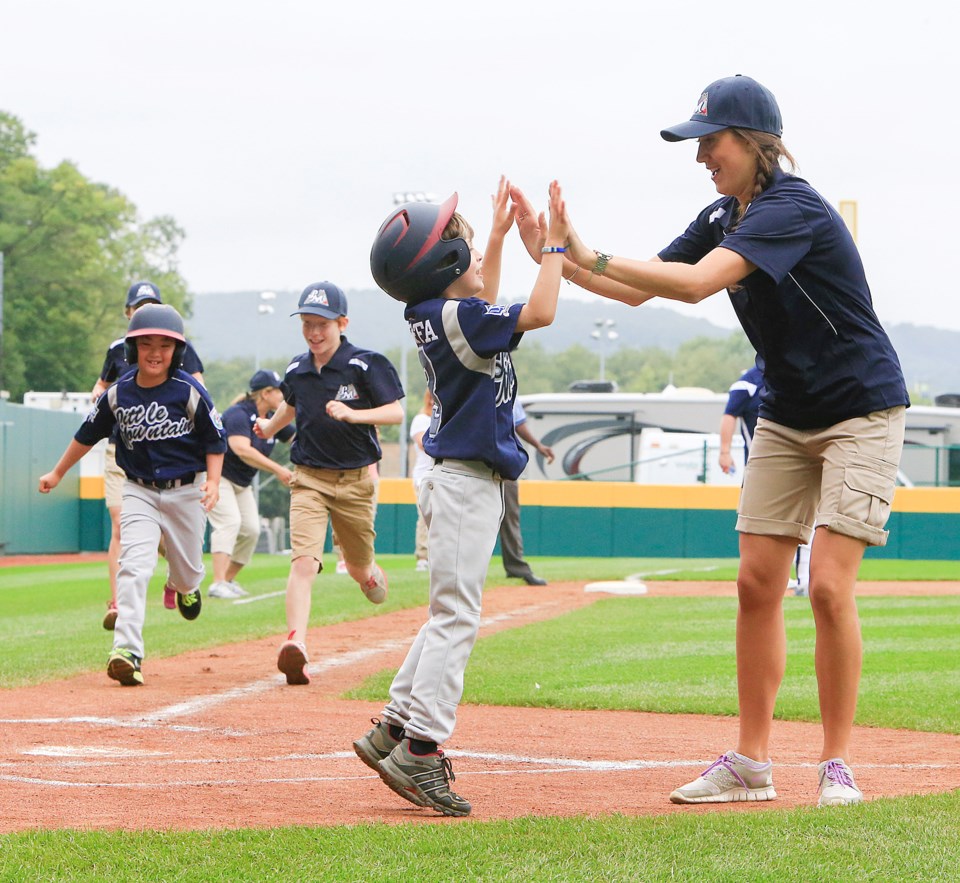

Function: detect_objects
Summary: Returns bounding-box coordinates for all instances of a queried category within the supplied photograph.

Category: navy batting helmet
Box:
[370,193,471,305]
[125,281,162,309]
[124,303,187,370]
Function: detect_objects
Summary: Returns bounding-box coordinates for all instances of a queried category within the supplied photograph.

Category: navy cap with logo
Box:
[660,75,782,142]
[290,281,348,319]
[249,369,282,392]
[125,281,162,309]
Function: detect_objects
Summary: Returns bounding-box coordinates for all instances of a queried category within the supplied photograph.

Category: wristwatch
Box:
[592,250,613,275]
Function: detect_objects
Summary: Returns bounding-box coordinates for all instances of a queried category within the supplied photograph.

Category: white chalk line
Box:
[1,751,954,789]
[0,602,556,733]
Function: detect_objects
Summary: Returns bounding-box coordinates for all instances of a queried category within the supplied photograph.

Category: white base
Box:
[584,580,648,595]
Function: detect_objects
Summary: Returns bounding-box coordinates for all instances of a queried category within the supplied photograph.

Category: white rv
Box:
[519,389,960,487]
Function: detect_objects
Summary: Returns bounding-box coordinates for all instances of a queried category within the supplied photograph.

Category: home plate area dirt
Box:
[0,580,958,831]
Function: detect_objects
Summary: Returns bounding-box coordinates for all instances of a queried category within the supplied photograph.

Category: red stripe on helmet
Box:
[405,193,459,273]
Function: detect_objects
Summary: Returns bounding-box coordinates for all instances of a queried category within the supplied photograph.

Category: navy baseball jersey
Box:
[221,398,295,487]
[281,337,403,470]
[405,296,528,480]
[724,364,764,449]
[76,369,226,481]
[659,168,909,429]
[99,337,204,383]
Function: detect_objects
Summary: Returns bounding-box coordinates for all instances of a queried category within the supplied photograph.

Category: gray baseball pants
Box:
[114,479,207,659]
[382,459,504,744]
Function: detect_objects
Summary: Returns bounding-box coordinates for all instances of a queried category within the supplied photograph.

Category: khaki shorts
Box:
[737,406,905,547]
[104,443,125,510]
[289,465,377,569]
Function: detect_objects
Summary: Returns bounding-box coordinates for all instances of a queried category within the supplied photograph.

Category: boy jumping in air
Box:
[353,177,567,816]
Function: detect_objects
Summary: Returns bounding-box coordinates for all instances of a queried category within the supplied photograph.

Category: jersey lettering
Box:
[409,319,438,345]
[114,401,193,449]
[336,384,360,401]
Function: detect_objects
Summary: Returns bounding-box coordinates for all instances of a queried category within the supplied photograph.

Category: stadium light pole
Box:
[254,291,276,371]
[590,318,618,381]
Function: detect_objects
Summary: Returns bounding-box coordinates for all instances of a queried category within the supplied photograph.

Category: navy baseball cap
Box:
[125,281,162,308]
[660,75,782,142]
[249,369,282,391]
[290,281,348,319]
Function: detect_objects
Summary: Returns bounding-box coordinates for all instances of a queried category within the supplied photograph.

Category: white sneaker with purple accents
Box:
[670,751,777,804]
[817,758,863,806]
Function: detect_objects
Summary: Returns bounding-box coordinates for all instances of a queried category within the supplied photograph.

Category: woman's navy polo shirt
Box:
[221,398,294,487]
[659,169,909,429]
[281,337,404,469]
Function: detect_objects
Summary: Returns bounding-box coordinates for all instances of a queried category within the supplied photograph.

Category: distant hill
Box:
[188,289,959,398]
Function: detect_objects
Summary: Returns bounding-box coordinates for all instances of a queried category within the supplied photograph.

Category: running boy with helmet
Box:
[39,304,226,686]
[353,177,567,816]
[91,281,206,629]
[253,282,404,686]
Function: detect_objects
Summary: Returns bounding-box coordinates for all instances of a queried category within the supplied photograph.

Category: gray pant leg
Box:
[498,478,532,578]
[114,483,162,659]
[384,464,503,744]
[159,483,207,592]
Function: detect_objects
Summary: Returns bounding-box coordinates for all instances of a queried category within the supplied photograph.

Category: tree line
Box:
[0,112,191,400]
[1,108,759,409]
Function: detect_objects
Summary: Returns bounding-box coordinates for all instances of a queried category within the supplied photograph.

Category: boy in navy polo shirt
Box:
[39,304,226,686]
[352,177,567,816]
[254,282,404,686]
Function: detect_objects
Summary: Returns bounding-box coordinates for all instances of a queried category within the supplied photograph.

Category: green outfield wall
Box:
[3,399,959,560]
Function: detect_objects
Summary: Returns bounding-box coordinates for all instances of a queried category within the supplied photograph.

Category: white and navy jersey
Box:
[659,168,909,429]
[724,364,765,451]
[281,337,404,470]
[99,337,204,383]
[75,369,226,482]
[405,296,527,481]
[221,398,295,487]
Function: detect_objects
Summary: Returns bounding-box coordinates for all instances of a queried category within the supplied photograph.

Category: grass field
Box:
[0,554,958,880]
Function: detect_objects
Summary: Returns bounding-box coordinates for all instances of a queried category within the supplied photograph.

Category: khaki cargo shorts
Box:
[737,406,905,547]
[104,443,125,510]
[288,464,377,569]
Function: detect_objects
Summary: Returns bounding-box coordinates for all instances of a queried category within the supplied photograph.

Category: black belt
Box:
[130,473,196,490]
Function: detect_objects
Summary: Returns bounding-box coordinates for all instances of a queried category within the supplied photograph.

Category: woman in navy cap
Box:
[512,75,909,808]
[206,369,294,599]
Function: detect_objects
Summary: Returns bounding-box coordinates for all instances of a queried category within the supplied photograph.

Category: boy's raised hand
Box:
[509,184,547,263]
[489,175,516,239]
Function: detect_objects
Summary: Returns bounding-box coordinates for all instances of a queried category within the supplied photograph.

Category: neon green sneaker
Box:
[107,648,144,686]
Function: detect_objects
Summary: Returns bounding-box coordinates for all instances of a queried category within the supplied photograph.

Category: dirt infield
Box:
[1,578,958,831]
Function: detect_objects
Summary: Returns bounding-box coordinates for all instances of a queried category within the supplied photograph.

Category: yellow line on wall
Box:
[377,479,960,514]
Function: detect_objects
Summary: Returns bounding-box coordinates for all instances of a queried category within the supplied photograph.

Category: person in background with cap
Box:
[511,75,909,809]
[90,281,206,630]
[254,281,404,686]
[205,369,295,599]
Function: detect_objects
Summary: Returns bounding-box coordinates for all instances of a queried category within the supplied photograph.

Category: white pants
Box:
[208,479,260,566]
[382,460,504,744]
[114,479,207,659]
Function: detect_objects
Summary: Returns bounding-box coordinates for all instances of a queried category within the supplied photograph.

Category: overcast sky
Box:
[4,1,956,333]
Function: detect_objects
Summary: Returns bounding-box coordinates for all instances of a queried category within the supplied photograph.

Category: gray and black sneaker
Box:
[378,739,471,816]
[107,648,144,686]
[353,718,403,772]
[177,588,202,621]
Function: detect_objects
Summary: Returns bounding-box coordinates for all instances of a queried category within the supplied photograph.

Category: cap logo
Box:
[304,288,329,307]
[137,284,155,297]
[695,91,709,117]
